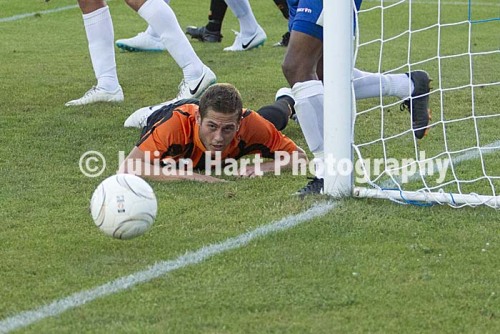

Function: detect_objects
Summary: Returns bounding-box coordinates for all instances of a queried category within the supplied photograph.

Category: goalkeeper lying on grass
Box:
[119,83,307,182]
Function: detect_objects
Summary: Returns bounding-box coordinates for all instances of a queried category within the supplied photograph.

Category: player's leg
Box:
[125,0,216,100]
[256,88,296,131]
[223,0,267,51]
[66,0,124,106]
[283,31,324,189]
[354,69,413,100]
[353,68,431,138]
[186,0,226,43]
[282,0,325,195]
[115,0,170,52]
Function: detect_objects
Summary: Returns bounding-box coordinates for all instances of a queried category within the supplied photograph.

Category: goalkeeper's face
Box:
[196,108,241,154]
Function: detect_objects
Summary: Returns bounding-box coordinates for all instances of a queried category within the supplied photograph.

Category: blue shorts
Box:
[287,0,363,41]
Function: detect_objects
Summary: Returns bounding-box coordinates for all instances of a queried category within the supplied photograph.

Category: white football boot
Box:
[116,32,166,52]
[175,65,217,100]
[65,86,124,106]
[223,26,267,52]
[123,103,166,129]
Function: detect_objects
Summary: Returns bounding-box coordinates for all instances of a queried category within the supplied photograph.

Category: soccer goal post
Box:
[324,0,500,208]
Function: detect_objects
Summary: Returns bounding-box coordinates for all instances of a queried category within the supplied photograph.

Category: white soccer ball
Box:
[90,174,157,240]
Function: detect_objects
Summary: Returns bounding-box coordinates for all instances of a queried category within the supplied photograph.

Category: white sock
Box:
[292,80,325,178]
[83,6,119,92]
[353,69,413,100]
[225,0,259,36]
[144,0,171,38]
[138,0,204,81]
[388,73,414,99]
[145,26,159,39]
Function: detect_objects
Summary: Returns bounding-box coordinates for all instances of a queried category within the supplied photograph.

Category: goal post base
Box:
[353,187,500,209]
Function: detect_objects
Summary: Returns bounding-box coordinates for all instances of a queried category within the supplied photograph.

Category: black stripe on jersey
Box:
[234,140,274,160]
[194,151,208,170]
[136,99,199,147]
[242,108,252,118]
[233,110,274,160]
[158,143,195,166]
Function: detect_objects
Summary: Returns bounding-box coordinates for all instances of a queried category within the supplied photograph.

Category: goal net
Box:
[324,0,500,208]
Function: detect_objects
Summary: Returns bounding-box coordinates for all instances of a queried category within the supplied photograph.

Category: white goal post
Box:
[324,0,500,208]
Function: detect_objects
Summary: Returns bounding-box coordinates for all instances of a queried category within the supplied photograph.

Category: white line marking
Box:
[0,5,79,23]
[0,202,335,333]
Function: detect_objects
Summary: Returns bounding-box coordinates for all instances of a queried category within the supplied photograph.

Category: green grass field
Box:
[0,0,499,333]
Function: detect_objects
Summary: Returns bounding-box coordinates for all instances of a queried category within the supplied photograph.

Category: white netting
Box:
[352,0,500,207]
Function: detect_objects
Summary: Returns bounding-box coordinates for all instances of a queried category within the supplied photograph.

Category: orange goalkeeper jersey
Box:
[136,101,298,170]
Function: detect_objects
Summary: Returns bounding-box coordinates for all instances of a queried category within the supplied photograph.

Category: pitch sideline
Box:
[0,5,79,23]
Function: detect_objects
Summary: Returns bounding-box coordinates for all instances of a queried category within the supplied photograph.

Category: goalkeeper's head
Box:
[196,83,244,154]
[199,83,243,120]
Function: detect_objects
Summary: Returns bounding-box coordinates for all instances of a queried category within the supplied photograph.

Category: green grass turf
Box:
[0,0,499,333]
